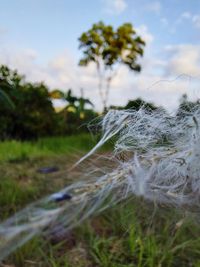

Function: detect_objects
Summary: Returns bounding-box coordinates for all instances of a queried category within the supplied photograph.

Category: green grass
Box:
[1,135,200,266]
[0,134,113,163]
[0,134,98,162]
[4,201,200,267]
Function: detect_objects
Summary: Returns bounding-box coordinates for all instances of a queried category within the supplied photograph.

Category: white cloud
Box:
[102,0,127,15]
[192,15,200,29]
[177,12,200,29]
[180,12,191,20]
[135,25,154,46]
[0,27,7,36]
[24,49,38,60]
[145,1,161,15]
[160,18,168,27]
[164,45,200,77]
[129,75,191,111]
[135,25,160,75]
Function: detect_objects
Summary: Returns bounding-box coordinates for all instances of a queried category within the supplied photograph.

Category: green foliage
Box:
[49,88,96,135]
[125,98,158,111]
[0,65,97,140]
[0,65,57,140]
[79,21,145,70]
[78,21,145,110]
[50,88,94,112]
[0,87,15,109]
[109,97,159,112]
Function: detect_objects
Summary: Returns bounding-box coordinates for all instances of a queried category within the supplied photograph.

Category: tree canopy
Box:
[78,21,145,110]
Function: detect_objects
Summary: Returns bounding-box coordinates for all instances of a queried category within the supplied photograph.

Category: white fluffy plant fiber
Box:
[99,107,200,208]
[1,106,200,260]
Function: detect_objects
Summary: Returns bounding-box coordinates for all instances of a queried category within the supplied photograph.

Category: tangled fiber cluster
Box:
[1,105,200,260]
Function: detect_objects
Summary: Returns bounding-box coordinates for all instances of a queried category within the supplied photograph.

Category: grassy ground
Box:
[1,135,200,267]
[0,134,98,162]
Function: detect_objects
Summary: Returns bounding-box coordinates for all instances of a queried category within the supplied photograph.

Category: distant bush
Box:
[109,97,159,112]
[0,65,97,140]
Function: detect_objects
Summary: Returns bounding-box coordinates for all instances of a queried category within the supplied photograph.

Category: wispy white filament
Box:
[1,105,200,260]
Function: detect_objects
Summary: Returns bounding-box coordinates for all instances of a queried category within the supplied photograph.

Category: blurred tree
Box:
[50,88,96,134]
[77,88,94,116]
[14,82,57,139]
[0,65,98,140]
[0,65,23,109]
[78,21,145,110]
[65,89,79,107]
[176,94,200,118]
[109,97,158,111]
[0,87,15,109]
[125,98,158,111]
[0,65,57,140]
[49,89,78,110]
[49,88,94,115]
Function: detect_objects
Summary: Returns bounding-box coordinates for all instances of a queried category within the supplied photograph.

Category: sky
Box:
[0,0,200,111]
